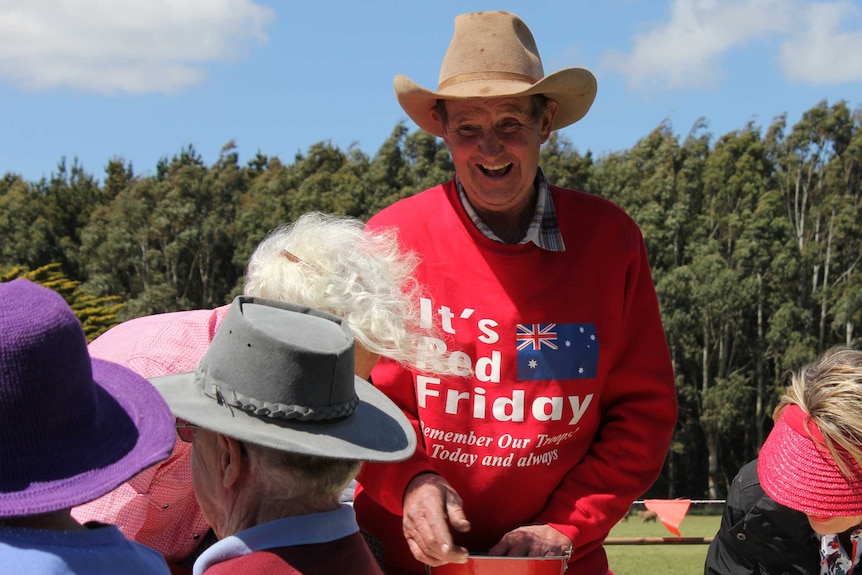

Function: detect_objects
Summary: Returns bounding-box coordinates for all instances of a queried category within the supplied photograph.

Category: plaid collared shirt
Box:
[455,167,566,252]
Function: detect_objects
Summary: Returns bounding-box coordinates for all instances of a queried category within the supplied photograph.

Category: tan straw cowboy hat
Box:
[395,11,597,138]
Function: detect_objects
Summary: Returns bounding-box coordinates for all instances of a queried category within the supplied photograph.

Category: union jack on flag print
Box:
[516,323,599,381]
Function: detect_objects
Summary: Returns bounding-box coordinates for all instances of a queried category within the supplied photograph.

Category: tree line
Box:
[2,99,860,500]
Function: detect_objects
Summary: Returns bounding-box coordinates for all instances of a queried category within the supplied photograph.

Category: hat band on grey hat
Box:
[151,296,416,462]
[394,10,597,138]
[195,362,359,422]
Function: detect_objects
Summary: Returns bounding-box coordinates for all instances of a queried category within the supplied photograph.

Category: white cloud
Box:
[601,0,862,91]
[780,1,862,84]
[0,0,274,94]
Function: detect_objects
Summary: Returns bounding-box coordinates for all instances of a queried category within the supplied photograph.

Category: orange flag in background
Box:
[643,499,691,537]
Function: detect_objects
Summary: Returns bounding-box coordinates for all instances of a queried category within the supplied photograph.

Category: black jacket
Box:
[704,459,820,575]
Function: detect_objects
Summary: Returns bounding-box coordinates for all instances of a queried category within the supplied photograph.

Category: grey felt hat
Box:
[150,296,416,462]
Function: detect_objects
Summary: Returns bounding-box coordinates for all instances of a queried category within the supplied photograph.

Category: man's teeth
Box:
[482,164,509,171]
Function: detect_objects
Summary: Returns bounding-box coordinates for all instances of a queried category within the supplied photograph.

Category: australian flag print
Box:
[516,323,599,381]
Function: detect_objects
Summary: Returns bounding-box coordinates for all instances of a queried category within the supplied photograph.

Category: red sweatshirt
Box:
[355,180,677,575]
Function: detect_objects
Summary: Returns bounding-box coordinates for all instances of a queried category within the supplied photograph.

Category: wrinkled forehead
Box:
[443,96,536,121]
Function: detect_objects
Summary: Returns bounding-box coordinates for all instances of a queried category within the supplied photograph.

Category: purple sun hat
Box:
[0,279,175,517]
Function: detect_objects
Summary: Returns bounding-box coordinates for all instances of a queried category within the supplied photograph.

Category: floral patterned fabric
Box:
[821,529,862,575]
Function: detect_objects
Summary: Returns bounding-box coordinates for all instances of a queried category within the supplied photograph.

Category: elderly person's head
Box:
[152,298,415,540]
[393,11,596,240]
[0,279,174,528]
[244,212,450,379]
[758,346,862,535]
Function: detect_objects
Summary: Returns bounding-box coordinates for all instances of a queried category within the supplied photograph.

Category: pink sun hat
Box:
[758,403,862,516]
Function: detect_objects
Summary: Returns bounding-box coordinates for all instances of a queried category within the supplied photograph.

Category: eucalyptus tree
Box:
[592,120,696,497]
[592,120,688,276]
[766,101,855,354]
[143,144,242,311]
[79,177,159,304]
[0,174,54,270]
[86,145,233,316]
[695,124,781,494]
[286,141,369,222]
[36,158,105,280]
[819,104,862,349]
[538,132,594,194]
[231,156,294,279]
[401,128,453,200]
[360,123,414,217]
[194,141,246,307]
[103,158,134,201]
[653,121,712,498]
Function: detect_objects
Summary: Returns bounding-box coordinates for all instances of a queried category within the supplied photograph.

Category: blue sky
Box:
[2,0,861,183]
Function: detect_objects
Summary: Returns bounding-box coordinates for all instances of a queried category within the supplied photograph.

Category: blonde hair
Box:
[244,212,453,375]
[775,346,862,481]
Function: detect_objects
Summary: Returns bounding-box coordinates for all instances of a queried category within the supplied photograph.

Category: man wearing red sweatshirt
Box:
[354,10,678,575]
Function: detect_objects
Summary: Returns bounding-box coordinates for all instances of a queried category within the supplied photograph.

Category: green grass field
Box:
[605,514,720,575]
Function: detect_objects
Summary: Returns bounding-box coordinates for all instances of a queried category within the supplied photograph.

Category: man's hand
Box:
[402,473,471,566]
[488,524,573,558]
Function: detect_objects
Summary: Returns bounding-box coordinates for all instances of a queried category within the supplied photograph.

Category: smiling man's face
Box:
[435,96,556,225]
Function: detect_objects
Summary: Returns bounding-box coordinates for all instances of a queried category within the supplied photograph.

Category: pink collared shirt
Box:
[72,305,230,563]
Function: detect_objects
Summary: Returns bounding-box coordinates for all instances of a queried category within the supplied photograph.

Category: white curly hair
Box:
[244,212,453,375]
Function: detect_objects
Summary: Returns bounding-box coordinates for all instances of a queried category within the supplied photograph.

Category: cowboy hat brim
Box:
[151,371,416,463]
[395,67,597,138]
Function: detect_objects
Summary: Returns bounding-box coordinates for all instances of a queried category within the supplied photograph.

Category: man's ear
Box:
[216,434,246,490]
[430,106,447,139]
[539,99,559,144]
